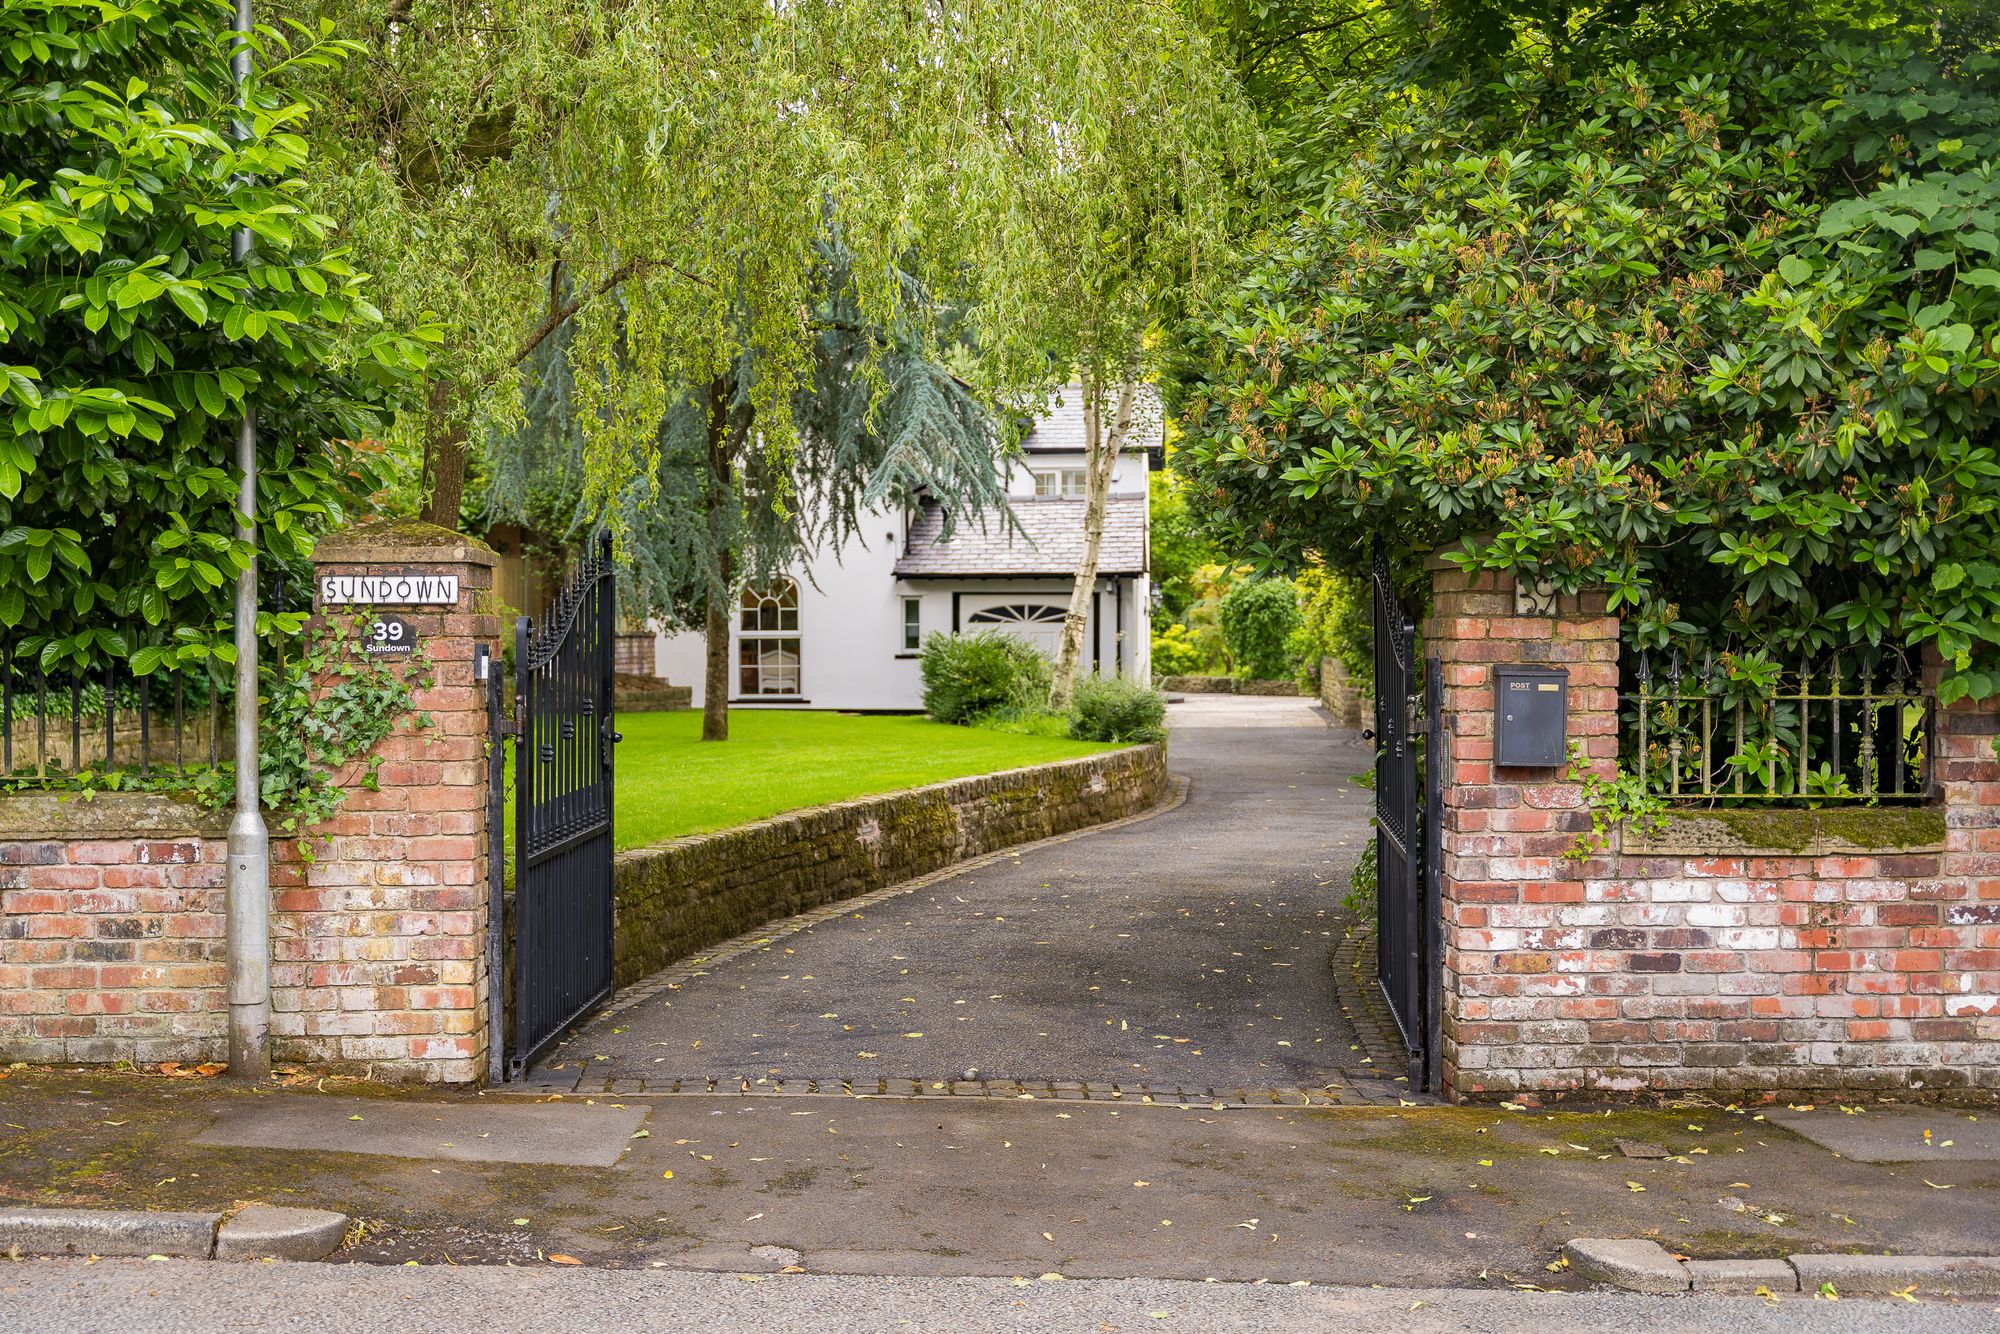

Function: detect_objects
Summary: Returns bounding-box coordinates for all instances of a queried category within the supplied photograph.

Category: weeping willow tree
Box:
[488,240,1012,740]
[286,0,1258,541]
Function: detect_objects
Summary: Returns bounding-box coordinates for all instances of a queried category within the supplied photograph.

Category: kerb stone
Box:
[1685,1258,1798,1293]
[1789,1253,2000,1296]
[0,1207,219,1258]
[1562,1237,1689,1294]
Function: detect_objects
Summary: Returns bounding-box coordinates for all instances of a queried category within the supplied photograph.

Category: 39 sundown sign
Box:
[318,572,460,606]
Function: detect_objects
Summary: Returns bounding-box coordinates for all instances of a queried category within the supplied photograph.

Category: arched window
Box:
[738,580,801,695]
[967,603,1067,659]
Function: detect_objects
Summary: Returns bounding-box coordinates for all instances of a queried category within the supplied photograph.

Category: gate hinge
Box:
[496,715,521,739]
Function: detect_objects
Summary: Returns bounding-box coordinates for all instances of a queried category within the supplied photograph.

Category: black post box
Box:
[1494,664,1569,767]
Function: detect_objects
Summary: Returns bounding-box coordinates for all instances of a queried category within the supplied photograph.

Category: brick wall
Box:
[0,523,500,1082]
[0,795,229,1064]
[1429,563,2000,1099]
[273,523,499,1082]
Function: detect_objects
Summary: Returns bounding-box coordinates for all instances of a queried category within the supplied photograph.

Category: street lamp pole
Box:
[225,0,270,1079]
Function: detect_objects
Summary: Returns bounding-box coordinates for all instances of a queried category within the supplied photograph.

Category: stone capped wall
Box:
[609,744,1168,988]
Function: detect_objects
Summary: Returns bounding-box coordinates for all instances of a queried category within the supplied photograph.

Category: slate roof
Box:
[1018,384,1166,454]
[894,497,1149,578]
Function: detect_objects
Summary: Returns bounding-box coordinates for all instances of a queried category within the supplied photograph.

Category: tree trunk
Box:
[417,380,468,528]
[1049,373,1136,710]
[703,575,730,742]
[701,378,735,742]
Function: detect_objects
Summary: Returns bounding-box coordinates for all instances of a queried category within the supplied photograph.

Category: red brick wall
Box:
[0,820,228,1064]
[0,524,500,1083]
[269,525,499,1082]
[1429,563,2000,1100]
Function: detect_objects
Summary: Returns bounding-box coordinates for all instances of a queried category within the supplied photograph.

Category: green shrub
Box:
[1294,566,1373,690]
[1343,837,1377,917]
[1149,622,1205,677]
[969,703,1073,738]
[1218,577,1302,680]
[919,632,1053,725]
[1069,676,1168,743]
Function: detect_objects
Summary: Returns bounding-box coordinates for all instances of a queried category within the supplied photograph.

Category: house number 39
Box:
[359,615,419,656]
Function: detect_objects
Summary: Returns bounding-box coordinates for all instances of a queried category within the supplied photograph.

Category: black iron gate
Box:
[1369,554,1442,1090]
[489,531,620,1080]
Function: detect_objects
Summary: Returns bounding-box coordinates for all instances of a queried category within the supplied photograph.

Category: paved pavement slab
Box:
[191,1095,648,1167]
[1767,1105,1999,1163]
[3,1070,1998,1287]
[550,697,1389,1091]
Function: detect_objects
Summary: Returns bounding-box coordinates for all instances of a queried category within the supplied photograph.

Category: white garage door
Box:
[967,603,1067,659]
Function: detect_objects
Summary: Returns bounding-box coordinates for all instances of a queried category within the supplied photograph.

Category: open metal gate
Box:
[1370,553,1442,1091]
[488,532,620,1080]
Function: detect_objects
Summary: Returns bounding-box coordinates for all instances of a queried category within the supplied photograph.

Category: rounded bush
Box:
[919,631,1054,725]
[1069,675,1168,744]
[1218,577,1302,680]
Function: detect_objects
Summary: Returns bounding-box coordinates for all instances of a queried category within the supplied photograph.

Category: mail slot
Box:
[1494,664,1568,767]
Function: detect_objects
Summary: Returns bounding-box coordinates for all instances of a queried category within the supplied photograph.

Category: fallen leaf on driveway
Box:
[549,1255,581,1265]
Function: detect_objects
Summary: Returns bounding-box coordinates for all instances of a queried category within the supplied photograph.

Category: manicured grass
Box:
[605,710,1118,849]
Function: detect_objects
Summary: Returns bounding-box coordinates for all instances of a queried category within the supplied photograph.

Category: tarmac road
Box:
[4,1259,1990,1334]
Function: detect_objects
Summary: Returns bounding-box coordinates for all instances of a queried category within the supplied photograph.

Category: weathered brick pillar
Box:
[271,522,499,1082]
[1931,669,2000,1050]
[1423,562,1619,1100]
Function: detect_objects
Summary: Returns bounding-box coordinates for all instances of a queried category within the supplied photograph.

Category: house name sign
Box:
[319,572,460,606]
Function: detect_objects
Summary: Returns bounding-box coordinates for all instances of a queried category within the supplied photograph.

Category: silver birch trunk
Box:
[1049,374,1136,709]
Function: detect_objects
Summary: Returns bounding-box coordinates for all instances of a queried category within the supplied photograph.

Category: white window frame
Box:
[902,596,922,651]
[737,580,802,696]
[1032,468,1088,500]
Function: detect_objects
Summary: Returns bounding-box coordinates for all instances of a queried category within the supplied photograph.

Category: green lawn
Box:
[596,710,1117,849]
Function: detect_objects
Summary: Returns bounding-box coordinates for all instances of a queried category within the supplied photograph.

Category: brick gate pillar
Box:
[1423,562,1619,1100]
[272,522,500,1083]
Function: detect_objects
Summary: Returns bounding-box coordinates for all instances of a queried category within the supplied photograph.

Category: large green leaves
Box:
[0,0,432,674]
[1175,29,2000,698]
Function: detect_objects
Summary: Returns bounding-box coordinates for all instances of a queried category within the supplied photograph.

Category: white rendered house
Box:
[652,386,1158,711]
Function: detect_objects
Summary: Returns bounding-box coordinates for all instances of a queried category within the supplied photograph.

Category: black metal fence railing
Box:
[1622,649,1935,805]
[0,657,234,782]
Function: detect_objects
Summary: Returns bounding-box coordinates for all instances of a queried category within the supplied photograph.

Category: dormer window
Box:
[1033,468,1088,499]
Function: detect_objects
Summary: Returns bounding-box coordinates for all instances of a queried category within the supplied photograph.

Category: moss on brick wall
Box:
[1625,806,1947,856]
[607,744,1168,989]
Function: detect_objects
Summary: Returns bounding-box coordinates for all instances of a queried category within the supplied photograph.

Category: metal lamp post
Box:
[225,0,271,1078]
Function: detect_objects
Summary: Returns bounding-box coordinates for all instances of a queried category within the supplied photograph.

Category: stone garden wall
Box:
[609,744,1168,988]
[1159,675,1303,696]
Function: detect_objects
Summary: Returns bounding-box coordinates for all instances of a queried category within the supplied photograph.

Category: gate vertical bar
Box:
[512,612,532,1076]
[1422,653,1445,1094]
[1371,551,1426,1084]
[484,644,506,1086]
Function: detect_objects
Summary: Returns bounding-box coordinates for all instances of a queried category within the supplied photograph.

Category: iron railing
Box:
[0,656,233,782]
[1623,649,1935,805]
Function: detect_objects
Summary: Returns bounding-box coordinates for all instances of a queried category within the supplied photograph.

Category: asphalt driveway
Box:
[545,696,1387,1091]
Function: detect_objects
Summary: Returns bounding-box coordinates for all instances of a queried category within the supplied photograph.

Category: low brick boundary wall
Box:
[1427,562,2000,1101]
[0,794,230,1064]
[608,744,1167,988]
